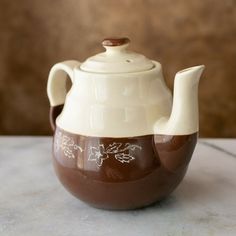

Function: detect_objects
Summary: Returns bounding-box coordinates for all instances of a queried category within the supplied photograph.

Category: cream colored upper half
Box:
[47,39,204,137]
[47,61,204,137]
[56,63,173,137]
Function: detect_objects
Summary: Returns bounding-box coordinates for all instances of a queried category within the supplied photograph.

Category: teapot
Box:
[47,37,205,210]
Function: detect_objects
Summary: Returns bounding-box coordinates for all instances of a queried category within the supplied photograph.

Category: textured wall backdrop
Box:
[0,0,236,137]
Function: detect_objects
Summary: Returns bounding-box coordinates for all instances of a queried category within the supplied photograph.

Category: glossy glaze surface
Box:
[52,128,197,209]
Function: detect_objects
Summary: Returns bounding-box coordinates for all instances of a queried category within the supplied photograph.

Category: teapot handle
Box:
[47,60,80,131]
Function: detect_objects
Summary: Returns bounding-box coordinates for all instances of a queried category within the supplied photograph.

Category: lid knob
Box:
[80,37,155,73]
[102,37,130,47]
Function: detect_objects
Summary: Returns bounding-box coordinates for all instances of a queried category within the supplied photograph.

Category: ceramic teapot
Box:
[47,37,205,210]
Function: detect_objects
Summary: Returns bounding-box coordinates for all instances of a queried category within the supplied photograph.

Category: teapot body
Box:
[49,64,197,210]
[47,38,202,209]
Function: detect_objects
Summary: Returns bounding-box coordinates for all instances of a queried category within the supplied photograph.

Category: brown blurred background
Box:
[0,0,235,137]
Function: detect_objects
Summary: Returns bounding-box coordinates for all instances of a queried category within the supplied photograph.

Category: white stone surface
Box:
[0,137,236,236]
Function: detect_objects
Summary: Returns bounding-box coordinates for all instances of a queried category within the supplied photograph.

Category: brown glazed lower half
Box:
[52,127,197,210]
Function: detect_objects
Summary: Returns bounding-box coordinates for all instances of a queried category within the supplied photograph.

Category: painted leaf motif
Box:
[55,131,83,158]
[64,147,75,158]
[88,145,109,166]
[63,136,71,146]
[120,144,142,152]
[115,153,135,163]
[106,142,122,154]
[88,147,100,161]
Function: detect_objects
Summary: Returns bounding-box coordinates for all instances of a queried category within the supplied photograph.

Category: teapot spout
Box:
[155,65,205,135]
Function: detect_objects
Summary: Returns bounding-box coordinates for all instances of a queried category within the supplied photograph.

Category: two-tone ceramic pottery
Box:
[47,37,205,210]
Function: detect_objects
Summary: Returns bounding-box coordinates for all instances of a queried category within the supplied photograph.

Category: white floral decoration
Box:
[88,142,142,166]
[54,132,142,166]
[54,131,83,158]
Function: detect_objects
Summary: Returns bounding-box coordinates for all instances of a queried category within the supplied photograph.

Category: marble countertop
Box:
[0,137,236,236]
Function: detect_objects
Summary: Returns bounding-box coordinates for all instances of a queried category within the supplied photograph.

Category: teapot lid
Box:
[80,37,155,73]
